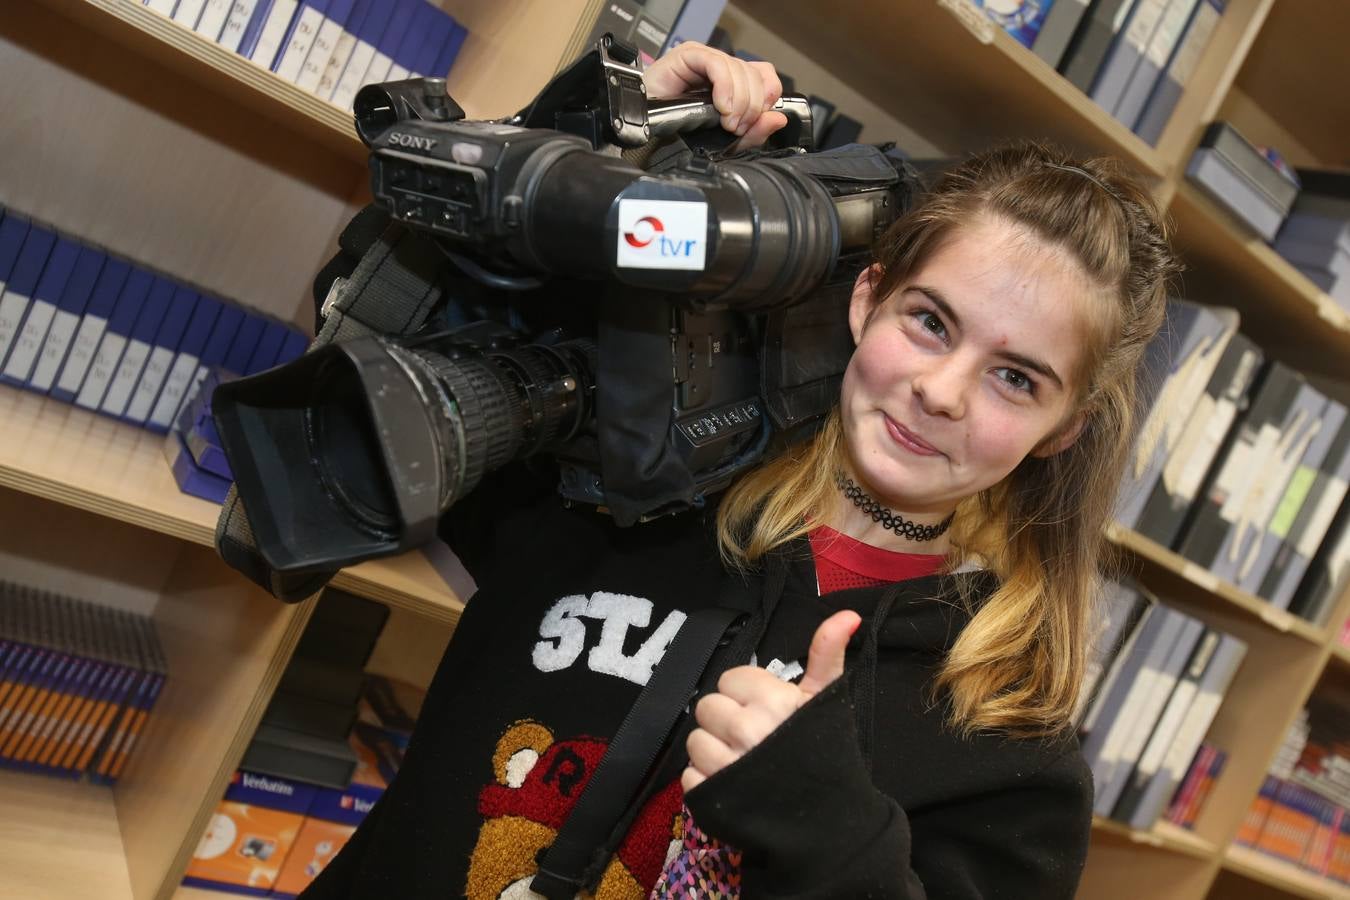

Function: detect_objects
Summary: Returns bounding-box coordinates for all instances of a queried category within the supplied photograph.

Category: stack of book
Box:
[0,582,166,785]
[164,370,237,503]
[1185,122,1300,241]
[1111,296,1350,627]
[142,0,467,112]
[0,205,308,436]
[1237,695,1350,885]
[1078,580,1248,831]
[975,0,1227,145]
[1274,170,1350,312]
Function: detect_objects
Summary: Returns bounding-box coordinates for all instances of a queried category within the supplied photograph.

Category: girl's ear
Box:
[848,264,885,346]
[1032,411,1087,458]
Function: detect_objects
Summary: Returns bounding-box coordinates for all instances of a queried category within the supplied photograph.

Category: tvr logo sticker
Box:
[616,199,707,271]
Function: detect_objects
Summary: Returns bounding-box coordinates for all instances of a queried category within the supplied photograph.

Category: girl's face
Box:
[841,215,1094,519]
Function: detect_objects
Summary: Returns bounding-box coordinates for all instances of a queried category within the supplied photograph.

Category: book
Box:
[28,246,107,393]
[314,0,371,99]
[1186,122,1300,240]
[973,0,1057,49]
[665,0,730,57]
[327,0,395,108]
[1249,401,1349,604]
[172,0,208,27]
[294,0,355,92]
[0,224,57,370]
[1032,0,1090,68]
[1,235,83,386]
[175,303,244,427]
[146,295,222,432]
[362,0,420,90]
[242,723,359,789]
[98,276,175,418]
[274,0,331,83]
[1134,0,1223,144]
[125,286,201,425]
[1074,580,1150,726]
[74,265,154,410]
[217,0,261,53]
[1061,0,1140,93]
[1113,0,1200,128]
[246,0,301,70]
[193,0,234,41]
[1089,0,1169,114]
[1115,632,1246,829]
[1289,495,1350,625]
[386,0,433,82]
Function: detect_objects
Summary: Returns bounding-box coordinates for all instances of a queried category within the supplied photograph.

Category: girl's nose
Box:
[911,360,968,420]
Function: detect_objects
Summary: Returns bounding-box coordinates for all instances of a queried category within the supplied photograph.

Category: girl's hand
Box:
[682,610,862,793]
[642,41,789,149]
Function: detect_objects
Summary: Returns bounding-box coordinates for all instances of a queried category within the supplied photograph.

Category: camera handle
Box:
[647,90,815,152]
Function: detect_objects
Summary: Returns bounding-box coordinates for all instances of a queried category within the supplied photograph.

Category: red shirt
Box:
[808,525,946,593]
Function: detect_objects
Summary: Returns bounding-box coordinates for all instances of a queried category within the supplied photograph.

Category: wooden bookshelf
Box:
[0,386,464,627]
[1,1,1347,899]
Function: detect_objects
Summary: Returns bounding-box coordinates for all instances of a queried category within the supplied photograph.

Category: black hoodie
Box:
[299,486,1093,900]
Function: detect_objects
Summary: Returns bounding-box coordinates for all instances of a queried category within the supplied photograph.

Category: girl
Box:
[300,42,1178,900]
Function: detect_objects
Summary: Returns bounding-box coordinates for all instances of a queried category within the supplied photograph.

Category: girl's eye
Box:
[995,367,1036,395]
[913,311,948,341]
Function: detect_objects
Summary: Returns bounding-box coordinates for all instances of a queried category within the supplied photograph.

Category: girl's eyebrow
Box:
[908,285,1064,389]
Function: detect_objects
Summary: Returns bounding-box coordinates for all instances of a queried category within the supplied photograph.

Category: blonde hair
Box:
[717,140,1180,737]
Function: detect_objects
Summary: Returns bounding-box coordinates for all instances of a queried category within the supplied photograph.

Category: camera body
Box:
[211,38,923,599]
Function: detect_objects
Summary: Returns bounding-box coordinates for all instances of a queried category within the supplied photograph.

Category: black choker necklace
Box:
[835,472,954,543]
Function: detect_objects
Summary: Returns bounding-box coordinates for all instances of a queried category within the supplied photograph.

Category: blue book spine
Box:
[222,314,266,376]
[315,0,371,99]
[1133,0,1224,144]
[147,296,222,432]
[274,0,331,80]
[237,0,276,59]
[217,0,262,53]
[51,259,131,402]
[366,0,418,87]
[1090,0,1170,115]
[0,225,58,370]
[29,247,108,392]
[390,0,433,77]
[409,4,453,77]
[125,287,200,425]
[2,235,83,385]
[247,0,300,69]
[74,268,156,410]
[176,303,246,424]
[328,0,393,108]
[0,214,33,294]
[98,276,175,417]
[245,320,290,374]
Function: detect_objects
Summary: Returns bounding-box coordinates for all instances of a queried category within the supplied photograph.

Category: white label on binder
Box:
[317,30,358,98]
[194,0,234,40]
[56,315,109,395]
[297,18,344,91]
[29,309,81,391]
[76,331,126,409]
[149,352,202,429]
[0,288,32,361]
[331,44,381,107]
[125,346,177,422]
[275,4,326,82]
[3,299,56,381]
[251,0,300,69]
[100,339,151,416]
[218,0,260,53]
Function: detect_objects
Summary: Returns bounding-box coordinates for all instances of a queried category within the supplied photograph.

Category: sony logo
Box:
[388,132,438,151]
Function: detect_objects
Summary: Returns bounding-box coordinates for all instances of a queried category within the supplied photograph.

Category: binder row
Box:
[143,0,468,112]
[0,582,166,784]
[974,0,1227,147]
[1237,702,1350,885]
[0,205,308,436]
[1114,298,1350,627]
[1077,581,1248,832]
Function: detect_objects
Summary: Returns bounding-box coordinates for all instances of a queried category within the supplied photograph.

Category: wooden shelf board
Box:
[1333,643,1350,671]
[1107,523,1327,644]
[32,0,366,165]
[727,0,1165,176]
[1235,0,1350,167]
[0,386,463,625]
[0,770,134,900]
[1091,815,1218,862]
[1224,844,1350,900]
[1168,183,1350,384]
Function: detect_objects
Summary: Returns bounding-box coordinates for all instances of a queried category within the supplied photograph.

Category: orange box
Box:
[182,771,317,896]
[272,817,357,897]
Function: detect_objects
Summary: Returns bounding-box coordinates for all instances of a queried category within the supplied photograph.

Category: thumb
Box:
[798,610,862,698]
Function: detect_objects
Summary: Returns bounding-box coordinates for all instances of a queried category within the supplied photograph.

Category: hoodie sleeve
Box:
[682,678,1092,899]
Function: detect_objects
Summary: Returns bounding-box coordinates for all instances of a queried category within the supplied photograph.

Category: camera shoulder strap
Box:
[529,603,747,900]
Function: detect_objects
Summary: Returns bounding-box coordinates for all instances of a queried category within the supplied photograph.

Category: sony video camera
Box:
[211,36,924,601]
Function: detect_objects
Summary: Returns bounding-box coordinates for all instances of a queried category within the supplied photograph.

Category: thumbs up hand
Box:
[682,610,862,793]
